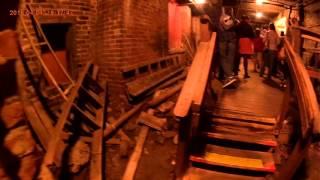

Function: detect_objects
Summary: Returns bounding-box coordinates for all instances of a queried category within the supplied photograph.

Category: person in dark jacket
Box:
[218,13,238,88]
[234,15,255,78]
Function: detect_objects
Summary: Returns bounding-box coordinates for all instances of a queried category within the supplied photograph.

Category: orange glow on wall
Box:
[275,17,287,35]
[168,2,191,52]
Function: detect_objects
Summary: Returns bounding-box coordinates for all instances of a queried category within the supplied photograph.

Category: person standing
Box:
[260,23,280,79]
[253,29,265,72]
[218,13,237,88]
[234,15,255,78]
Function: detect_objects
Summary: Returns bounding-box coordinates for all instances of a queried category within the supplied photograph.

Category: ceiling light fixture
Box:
[193,0,206,4]
[256,12,263,18]
[256,0,264,5]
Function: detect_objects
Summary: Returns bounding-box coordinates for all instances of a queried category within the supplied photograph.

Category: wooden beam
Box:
[89,81,107,180]
[104,103,144,138]
[122,126,149,180]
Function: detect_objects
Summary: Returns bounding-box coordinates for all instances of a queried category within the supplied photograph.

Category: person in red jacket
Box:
[253,29,265,72]
[234,15,255,78]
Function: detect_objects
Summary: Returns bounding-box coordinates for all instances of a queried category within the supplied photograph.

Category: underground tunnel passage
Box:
[1,0,320,179]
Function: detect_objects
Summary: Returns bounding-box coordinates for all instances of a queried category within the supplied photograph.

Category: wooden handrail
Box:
[173,32,216,118]
[293,26,320,38]
[284,38,320,138]
[174,32,216,179]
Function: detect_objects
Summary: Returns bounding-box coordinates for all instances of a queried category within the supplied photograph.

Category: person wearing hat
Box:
[234,15,255,78]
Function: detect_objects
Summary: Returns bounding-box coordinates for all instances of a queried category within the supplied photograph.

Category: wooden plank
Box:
[212,110,276,125]
[203,132,277,147]
[24,104,51,150]
[122,126,149,180]
[183,167,266,180]
[104,103,144,138]
[211,118,274,131]
[89,82,106,180]
[174,43,208,118]
[190,145,275,173]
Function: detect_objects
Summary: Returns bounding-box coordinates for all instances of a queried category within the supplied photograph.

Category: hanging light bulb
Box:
[193,0,206,4]
[256,0,264,5]
[256,12,263,18]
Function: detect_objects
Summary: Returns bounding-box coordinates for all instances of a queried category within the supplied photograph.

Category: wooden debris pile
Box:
[106,81,185,180]
[0,96,40,180]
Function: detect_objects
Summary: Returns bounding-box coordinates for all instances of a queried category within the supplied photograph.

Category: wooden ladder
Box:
[37,62,106,180]
[19,3,74,100]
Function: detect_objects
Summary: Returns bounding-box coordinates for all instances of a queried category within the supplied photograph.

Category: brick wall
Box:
[304,1,320,32]
[95,0,169,94]
[95,0,125,93]
[19,0,97,78]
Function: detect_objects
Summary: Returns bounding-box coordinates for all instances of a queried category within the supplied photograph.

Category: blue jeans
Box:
[219,40,236,77]
[260,49,277,77]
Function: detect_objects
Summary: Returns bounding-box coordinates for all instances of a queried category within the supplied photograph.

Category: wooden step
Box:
[210,125,274,137]
[190,145,276,173]
[184,167,266,180]
[72,104,100,129]
[84,74,104,94]
[211,110,276,125]
[80,86,103,107]
[210,117,274,131]
[203,132,277,147]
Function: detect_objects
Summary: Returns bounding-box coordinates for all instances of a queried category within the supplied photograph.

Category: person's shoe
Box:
[222,77,237,88]
[244,74,250,79]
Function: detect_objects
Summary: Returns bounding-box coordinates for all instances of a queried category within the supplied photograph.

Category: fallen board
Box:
[122,126,149,180]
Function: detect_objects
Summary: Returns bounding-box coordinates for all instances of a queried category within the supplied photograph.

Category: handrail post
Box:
[175,115,192,180]
[275,80,292,133]
[288,26,302,56]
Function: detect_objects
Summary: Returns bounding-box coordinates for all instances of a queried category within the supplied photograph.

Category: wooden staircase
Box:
[184,111,277,179]
[174,31,320,180]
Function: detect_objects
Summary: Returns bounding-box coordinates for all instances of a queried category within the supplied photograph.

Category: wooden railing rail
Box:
[284,38,320,137]
[173,32,216,179]
[276,38,320,180]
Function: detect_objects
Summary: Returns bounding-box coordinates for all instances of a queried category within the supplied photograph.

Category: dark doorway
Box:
[40,23,73,84]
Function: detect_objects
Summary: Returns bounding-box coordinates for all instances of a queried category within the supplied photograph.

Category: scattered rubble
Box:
[162,130,177,139]
[68,140,90,174]
[137,112,167,131]
[0,97,25,129]
[157,101,175,113]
